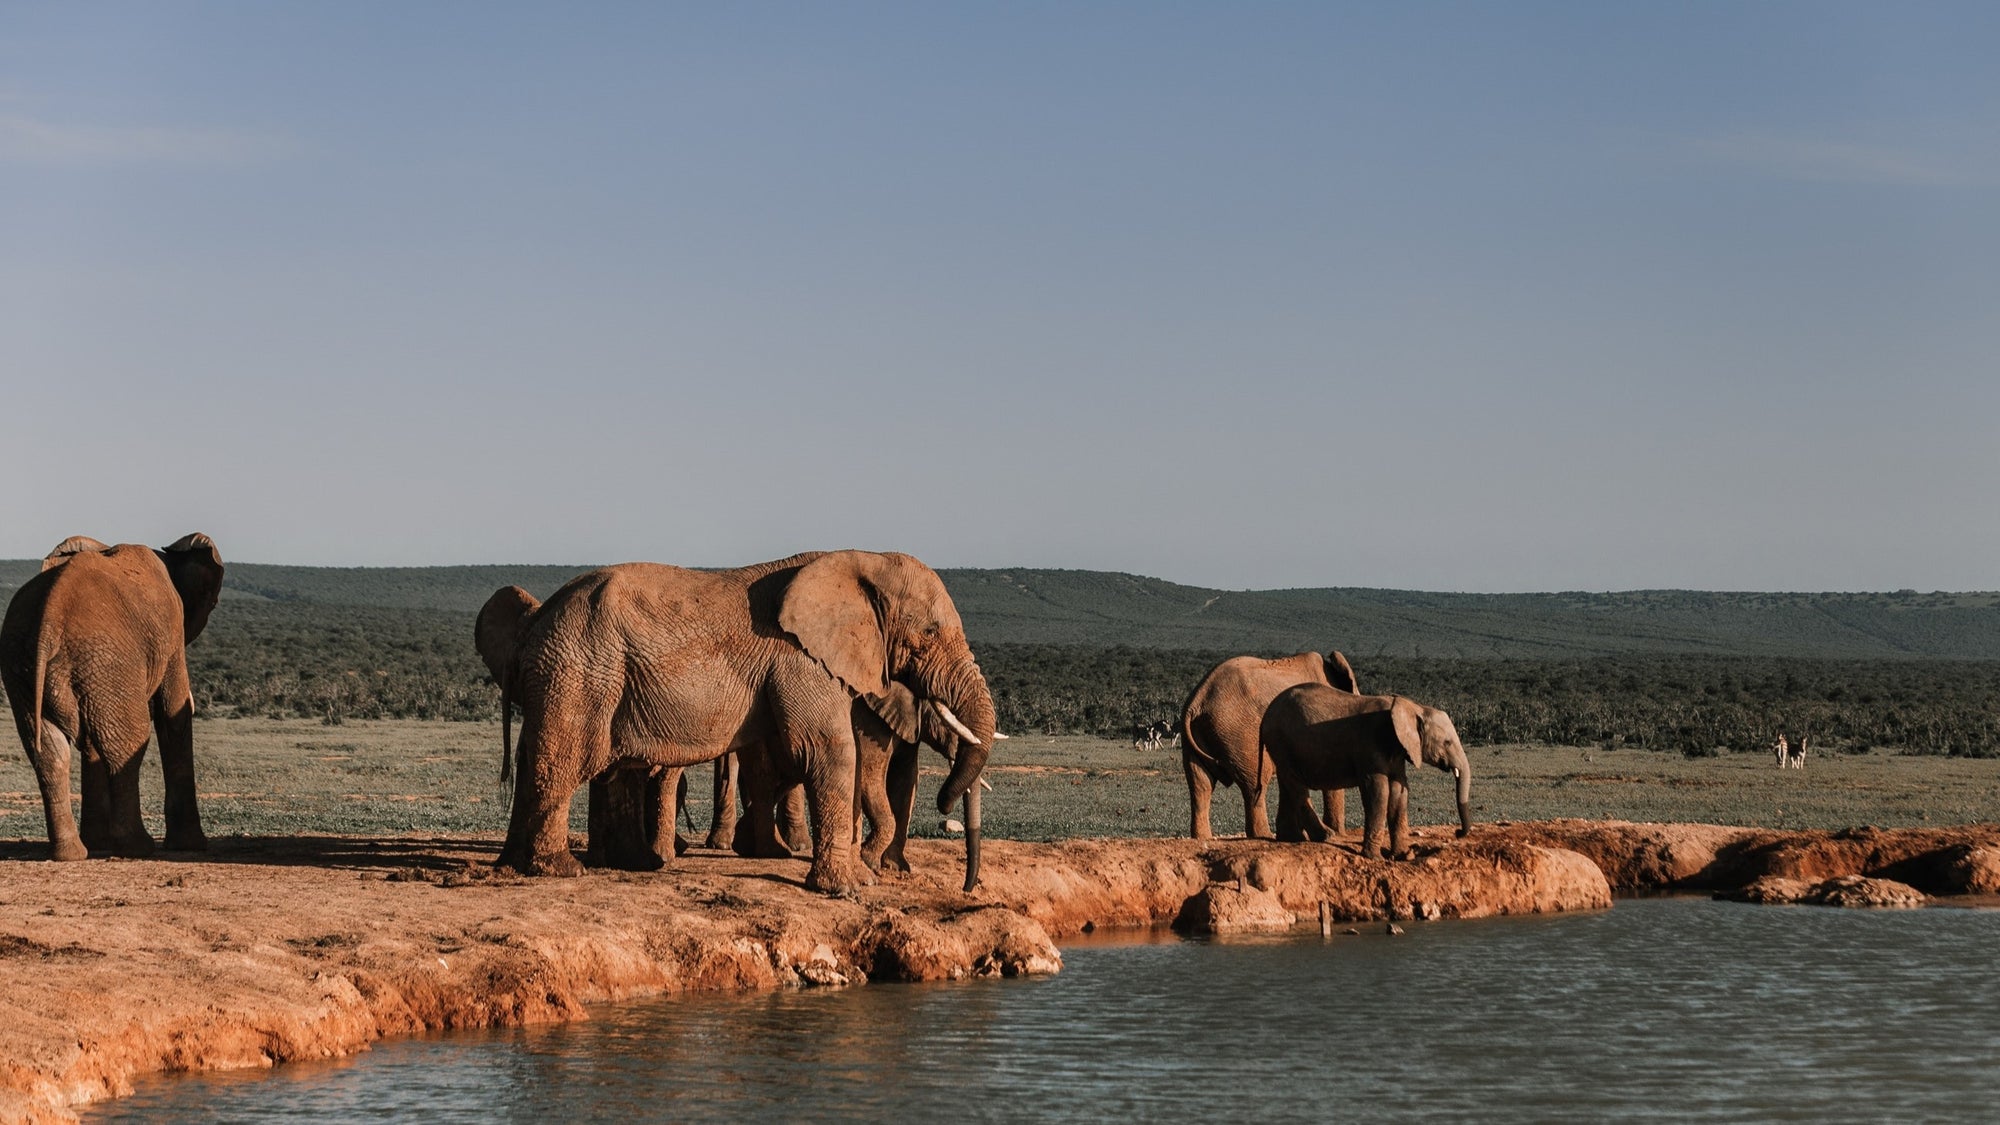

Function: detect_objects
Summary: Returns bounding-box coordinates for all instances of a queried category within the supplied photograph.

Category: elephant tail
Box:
[1178,710,1228,780]
[29,638,49,781]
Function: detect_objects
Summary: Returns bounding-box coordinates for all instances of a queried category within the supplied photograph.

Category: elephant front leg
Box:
[153,666,207,851]
[1386,776,1411,860]
[592,765,668,872]
[878,742,920,873]
[855,733,897,873]
[647,766,683,864]
[1274,778,1327,843]
[780,784,812,855]
[29,725,89,862]
[704,752,739,850]
[731,741,796,859]
[1360,774,1390,860]
[1183,753,1215,840]
[802,747,871,895]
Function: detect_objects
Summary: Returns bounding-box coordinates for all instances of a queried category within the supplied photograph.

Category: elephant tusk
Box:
[934,702,981,747]
[994,731,1010,740]
[979,776,993,792]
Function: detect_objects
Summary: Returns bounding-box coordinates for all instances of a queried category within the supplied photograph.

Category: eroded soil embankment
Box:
[10,821,1997,1122]
[1502,819,2000,896]
[0,831,1605,1122]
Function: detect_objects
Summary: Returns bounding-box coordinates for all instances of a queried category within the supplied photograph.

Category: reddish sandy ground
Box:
[4,822,1999,1122]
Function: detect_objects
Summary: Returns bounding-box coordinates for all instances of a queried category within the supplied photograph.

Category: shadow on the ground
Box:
[0,834,498,873]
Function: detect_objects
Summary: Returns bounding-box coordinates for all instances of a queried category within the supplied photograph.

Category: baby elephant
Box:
[1260,684,1472,859]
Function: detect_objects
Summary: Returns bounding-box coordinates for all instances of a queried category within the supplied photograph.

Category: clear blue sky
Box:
[5,2,1996,591]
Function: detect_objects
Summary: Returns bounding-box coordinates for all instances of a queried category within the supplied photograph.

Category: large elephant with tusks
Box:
[497,551,996,894]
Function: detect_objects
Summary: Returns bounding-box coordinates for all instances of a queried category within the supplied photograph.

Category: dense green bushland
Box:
[980,645,2000,758]
[14,607,1973,759]
[1,561,1994,757]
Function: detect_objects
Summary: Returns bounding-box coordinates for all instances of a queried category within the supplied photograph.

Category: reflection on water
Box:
[93,899,2000,1122]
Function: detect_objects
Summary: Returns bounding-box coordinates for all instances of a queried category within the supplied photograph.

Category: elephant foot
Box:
[702,831,732,850]
[501,849,585,877]
[674,833,691,858]
[805,859,873,896]
[48,837,90,862]
[599,850,667,873]
[108,832,157,859]
[163,830,209,852]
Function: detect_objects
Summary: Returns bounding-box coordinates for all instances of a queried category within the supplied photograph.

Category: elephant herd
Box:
[1,535,1476,889]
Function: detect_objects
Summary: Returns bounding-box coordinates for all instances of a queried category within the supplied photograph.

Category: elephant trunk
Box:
[931,656,997,816]
[961,782,982,892]
[1453,751,1473,837]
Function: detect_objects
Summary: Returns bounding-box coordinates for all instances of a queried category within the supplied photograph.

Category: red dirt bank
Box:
[3,821,1996,1123]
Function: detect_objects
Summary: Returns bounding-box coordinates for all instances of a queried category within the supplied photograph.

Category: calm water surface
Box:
[94,898,2000,1123]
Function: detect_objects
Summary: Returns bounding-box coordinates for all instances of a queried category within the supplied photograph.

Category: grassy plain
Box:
[3,710,1997,847]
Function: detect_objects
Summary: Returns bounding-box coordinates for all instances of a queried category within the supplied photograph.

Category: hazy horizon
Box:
[6,548,1991,599]
[7,3,1997,593]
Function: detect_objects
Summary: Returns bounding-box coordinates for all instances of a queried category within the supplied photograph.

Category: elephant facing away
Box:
[478,583,696,871]
[498,551,997,894]
[1177,651,1359,840]
[0,534,225,859]
[1260,683,1473,860]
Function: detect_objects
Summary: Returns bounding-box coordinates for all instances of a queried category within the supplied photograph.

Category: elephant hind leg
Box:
[498,712,595,877]
[1320,789,1346,837]
[29,725,89,862]
[73,711,155,859]
[1183,754,1216,840]
[1242,778,1274,840]
[95,733,155,859]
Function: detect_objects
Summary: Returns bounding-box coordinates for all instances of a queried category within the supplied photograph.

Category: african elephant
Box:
[477,583,692,871]
[1177,651,1359,840]
[496,551,997,894]
[0,534,224,859]
[1259,683,1473,859]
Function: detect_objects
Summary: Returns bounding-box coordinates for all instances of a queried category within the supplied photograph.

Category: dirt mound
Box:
[1490,821,2000,895]
[1721,874,1931,909]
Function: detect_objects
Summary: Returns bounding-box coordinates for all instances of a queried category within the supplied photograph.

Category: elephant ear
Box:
[778,551,891,700]
[1324,650,1359,693]
[867,681,923,745]
[157,533,225,644]
[475,586,542,688]
[42,535,110,571]
[1388,698,1425,768]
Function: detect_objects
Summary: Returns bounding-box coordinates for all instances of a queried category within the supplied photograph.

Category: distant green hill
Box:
[4,559,1997,659]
